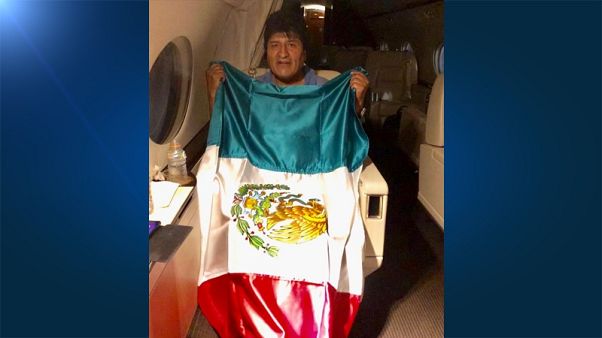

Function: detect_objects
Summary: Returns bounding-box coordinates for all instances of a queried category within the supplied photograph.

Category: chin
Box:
[273,72,296,82]
[275,74,294,81]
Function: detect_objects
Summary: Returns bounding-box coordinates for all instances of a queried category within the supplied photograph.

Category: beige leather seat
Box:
[364,51,418,128]
[398,105,426,167]
[360,51,425,167]
[248,67,340,83]
[248,67,389,275]
[418,74,444,228]
[332,46,372,73]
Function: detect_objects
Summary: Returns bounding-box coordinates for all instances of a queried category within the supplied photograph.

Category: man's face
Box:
[266,32,306,86]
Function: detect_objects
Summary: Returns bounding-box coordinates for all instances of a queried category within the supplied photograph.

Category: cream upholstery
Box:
[358,50,427,168]
[332,47,371,73]
[418,74,444,228]
[364,51,418,128]
[425,75,444,147]
[248,67,268,78]
[315,69,341,80]
[398,106,426,167]
[248,68,341,82]
[246,67,389,275]
[359,157,388,276]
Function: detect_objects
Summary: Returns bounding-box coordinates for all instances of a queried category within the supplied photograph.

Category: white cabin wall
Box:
[149,0,229,173]
[149,0,281,174]
[214,0,283,70]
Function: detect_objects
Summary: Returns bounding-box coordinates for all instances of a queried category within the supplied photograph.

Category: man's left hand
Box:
[350,71,369,115]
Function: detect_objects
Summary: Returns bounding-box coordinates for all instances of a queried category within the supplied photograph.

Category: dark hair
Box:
[263,9,309,51]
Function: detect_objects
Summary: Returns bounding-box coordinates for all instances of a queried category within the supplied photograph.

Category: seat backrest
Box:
[247,68,340,81]
[333,48,371,73]
[315,69,341,80]
[319,45,341,69]
[249,67,268,78]
[425,74,444,147]
[365,51,418,102]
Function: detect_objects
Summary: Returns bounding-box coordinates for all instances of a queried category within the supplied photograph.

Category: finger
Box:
[352,75,368,85]
[208,65,224,75]
[351,71,367,79]
[354,76,369,87]
[350,80,366,89]
[351,85,365,93]
[350,74,367,83]
[212,70,225,81]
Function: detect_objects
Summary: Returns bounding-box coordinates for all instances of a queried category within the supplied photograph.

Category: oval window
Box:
[433,43,444,75]
[149,37,192,145]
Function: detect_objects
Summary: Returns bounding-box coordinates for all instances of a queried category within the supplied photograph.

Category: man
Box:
[206,9,369,116]
[200,11,369,337]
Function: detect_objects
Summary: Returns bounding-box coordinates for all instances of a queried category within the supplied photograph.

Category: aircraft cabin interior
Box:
[149,0,444,336]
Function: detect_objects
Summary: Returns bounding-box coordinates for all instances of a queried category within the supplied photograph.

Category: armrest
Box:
[359,157,389,199]
[359,157,389,276]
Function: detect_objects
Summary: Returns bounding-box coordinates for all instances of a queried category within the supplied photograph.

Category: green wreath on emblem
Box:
[230,184,328,257]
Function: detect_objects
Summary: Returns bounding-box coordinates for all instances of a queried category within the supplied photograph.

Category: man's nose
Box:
[277,45,289,58]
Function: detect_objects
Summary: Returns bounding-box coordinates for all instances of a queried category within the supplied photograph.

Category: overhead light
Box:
[303,4,325,12]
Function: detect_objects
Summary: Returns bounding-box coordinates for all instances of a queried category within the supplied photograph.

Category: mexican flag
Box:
[195,62,368,337]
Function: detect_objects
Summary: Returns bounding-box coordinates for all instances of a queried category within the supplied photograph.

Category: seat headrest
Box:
[364,51,418,102]
[315,69,340,80]
[425,74,444,146]
[247,68,340,81]
[333,49,370,73]
[249,67,268,78]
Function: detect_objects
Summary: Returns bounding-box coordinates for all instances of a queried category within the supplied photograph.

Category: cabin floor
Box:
[186,123,444,338]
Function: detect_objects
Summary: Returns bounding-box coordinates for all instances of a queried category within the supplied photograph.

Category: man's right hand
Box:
[206,63,225,115]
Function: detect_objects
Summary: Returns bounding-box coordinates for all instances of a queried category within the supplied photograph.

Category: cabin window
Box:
[433,43,444,75]
[149,37,193,145]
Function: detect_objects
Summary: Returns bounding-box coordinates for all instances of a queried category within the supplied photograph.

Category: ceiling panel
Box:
[349,0,441,18]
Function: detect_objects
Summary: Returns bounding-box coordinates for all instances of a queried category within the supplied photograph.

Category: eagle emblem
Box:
[230,184,328,257]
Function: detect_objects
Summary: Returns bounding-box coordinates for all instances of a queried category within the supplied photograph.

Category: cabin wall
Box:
[214,0,282,70]
[149,0,229,173]
[149,0,281,174]
[363,1,443,84]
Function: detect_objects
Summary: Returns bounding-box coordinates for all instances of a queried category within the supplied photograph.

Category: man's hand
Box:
[206,63,225,115]
[350,71,369,115]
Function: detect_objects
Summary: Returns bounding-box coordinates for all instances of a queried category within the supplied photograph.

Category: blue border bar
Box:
[1,2,148,336]
[446,1,601,336]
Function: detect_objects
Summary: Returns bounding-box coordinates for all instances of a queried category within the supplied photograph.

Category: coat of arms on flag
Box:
[195,62,368,337]
[231,183,327,256]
